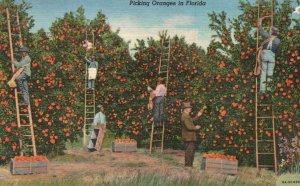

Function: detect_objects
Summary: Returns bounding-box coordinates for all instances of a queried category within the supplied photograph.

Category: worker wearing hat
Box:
[13,47,31,105]
[148,77,167,125]
[84,55,98,90]
[181,101,204,167]
[87,104,107,151]
[256,16,281,94]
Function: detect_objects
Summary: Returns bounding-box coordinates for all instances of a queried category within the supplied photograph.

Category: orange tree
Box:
[0,3,132,163]
[126,34,208,147]
[29,7,132,155]
[1,0,299,166]
[190,0,300,164]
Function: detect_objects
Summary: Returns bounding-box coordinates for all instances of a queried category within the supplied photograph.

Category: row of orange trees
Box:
[0,0,299,165]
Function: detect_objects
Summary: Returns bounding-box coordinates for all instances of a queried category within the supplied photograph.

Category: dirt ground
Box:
[0,148,273,185]
[0,149,219,180]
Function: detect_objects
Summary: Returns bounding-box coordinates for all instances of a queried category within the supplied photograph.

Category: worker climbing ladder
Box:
[254,0,277,175]
[83,29,96,145]
[6,7,37,156]
[149,33,171,153]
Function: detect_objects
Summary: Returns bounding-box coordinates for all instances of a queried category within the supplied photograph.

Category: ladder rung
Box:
[258,140,274,142]
[12,33,21,36]
[159,71,168,74]
[258,104,272,106]
[252,5,267,8]
[20,125,30,127]
[23,135,32,137]
[258,165,274,168]
[264,128,273,130]
[85,117,94,119]
[160,65,169,68]
[159,66,168,70]
[258,153,274,155]
[152,148,162,150]
[152,141,162,143]
[257,116,274,119]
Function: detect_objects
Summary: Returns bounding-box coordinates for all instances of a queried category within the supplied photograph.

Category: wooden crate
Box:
[11,159,48,175]
[200,157,238,175]
[112,142,137,152]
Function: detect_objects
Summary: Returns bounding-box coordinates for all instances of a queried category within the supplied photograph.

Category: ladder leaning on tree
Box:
[6,7,37,156]
[83,29,96,146]
[149,33,171,153]
[254,0,278,175]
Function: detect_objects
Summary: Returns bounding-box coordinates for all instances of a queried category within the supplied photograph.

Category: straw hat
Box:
[97,104,104,108]
[157,77,164,83]
[18,47,29,53]
[181,102,192,109]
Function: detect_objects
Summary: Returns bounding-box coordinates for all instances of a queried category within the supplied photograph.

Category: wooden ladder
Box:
[83,30,96,146]
[149,34,171,153]
[6,7,37,156]
[254,0,277,175]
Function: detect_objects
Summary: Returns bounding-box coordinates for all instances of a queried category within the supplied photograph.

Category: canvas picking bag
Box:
[88,68,97,80]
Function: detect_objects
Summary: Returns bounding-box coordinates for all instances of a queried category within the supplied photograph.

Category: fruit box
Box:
[112,141,137,152]
[200,157,238,175]
[10,159,48,175]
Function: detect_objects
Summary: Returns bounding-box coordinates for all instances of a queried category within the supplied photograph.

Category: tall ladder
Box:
[254,0,277,175]
[6,7,37,156]
[149,34,171,153]
[83,30,96,146]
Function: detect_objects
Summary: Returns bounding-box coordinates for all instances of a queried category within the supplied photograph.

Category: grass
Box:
[0,171,287,186]
[276,173,300,186]
[1,136,297,186]
[46,131,116,163]
[111,161,148,168]
[65,129,116,150]
[145,150,184,167]
[49,153,95,162]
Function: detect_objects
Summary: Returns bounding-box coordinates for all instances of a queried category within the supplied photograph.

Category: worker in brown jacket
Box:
[181,101,204,167]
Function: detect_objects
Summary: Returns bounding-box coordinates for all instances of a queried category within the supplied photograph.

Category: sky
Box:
[15,0,300,50]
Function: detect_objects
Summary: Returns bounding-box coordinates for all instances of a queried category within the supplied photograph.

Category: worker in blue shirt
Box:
[13,47,31,105]
[256,16,281,94]
[87,104,107,151]
[85,55,98,90]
